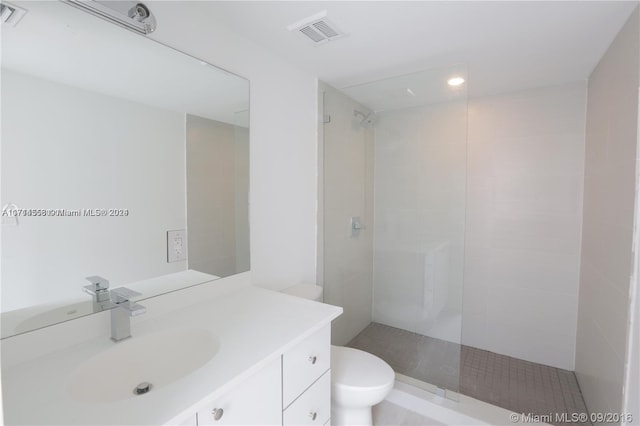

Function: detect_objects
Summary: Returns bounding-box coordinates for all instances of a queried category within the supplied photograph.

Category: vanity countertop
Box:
[1,283,342,425]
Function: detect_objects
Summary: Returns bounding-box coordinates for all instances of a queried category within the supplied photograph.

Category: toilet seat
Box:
[331,345,394,390]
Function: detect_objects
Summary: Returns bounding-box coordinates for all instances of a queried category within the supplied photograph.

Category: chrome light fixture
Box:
[62,0,156,35]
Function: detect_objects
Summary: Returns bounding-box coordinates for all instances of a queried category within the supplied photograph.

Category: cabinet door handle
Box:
[211,408,224,421]
[309,411,318,421]
[308,355,317,365]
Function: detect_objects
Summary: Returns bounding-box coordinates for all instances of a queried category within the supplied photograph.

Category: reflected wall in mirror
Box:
[186,115,250,277]
[1,1,250,338]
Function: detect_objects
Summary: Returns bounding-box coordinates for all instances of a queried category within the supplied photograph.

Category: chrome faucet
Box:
[84,276,112,311]
[110,287,146,342]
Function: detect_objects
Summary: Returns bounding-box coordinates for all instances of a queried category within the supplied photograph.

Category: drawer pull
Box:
[211,408,224,421]
[308,355,317,365]
[309,411,318,421]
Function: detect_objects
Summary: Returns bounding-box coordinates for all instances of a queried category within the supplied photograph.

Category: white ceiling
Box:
[197,1,638,98]
[341,64,469,112]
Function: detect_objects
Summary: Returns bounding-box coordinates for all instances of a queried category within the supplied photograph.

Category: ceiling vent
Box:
[1,2,27,26]
[287,10,345,45]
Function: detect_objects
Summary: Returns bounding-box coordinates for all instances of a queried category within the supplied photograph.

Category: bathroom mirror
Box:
[0,1,250,338]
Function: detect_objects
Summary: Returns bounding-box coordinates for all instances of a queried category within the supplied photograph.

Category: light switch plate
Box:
[167,229,187,262]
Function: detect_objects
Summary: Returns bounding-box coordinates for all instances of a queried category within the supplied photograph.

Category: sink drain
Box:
[134,382,152,395]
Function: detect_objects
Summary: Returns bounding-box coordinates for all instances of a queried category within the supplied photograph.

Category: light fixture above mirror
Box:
[62,0,157,34]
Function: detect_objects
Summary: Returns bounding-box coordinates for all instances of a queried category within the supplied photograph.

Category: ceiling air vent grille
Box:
[287,11,345,45]
[313,21,339,38]
[1,2,27,26]
[300,25,326,43]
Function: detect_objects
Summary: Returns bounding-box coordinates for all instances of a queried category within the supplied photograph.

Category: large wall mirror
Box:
[1,1,250,338]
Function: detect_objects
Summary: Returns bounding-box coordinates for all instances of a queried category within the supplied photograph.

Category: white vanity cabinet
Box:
[282,325,331,425]
[195,357,282,425]
[283,371,331,425]
[2,284,343,426]
[184,325,332,426]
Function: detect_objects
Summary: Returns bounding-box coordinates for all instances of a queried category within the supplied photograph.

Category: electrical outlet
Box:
[167,230,187,262]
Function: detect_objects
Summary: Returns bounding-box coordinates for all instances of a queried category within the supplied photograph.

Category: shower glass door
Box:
[322,64,468,398]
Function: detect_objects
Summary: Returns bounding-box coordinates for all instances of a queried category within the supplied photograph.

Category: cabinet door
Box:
[282,325,330,408]
[283,371,331,426]
[197,358,281,425]
[174,413,197,426]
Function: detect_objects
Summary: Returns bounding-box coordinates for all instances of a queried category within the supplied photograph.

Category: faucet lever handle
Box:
[110,287,142,303]
[84,276,111,303]
[84,275,110,292]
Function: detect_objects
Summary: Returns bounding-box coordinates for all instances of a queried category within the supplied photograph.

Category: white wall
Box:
[186,114,249,277]
[625,246,639,424]
[148,2,318,291]
[576,7,639,421]
[235,126,251,274]
[373,101,467,344]
[1,70,186,312]
[463,83,587,370]
[320,83,374,345]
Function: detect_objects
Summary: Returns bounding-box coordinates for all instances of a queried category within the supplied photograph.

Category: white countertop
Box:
[1,270,220,339]
[1,284,342,425]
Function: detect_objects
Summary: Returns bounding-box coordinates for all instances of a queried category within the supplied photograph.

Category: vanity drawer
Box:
[197,358,281,425]
[282,325,330,408]
[175,413,197,426]
[283,370,331,426]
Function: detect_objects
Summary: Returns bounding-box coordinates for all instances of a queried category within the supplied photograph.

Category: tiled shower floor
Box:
[348,323,590,426]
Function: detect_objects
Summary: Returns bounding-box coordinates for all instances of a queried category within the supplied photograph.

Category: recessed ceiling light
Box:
[447,77,465,86]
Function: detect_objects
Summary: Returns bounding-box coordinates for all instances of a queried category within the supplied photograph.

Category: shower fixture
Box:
[354,110,377,128]
[62,1,156,34]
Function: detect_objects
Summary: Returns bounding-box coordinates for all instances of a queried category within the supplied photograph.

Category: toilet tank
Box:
[281,283,323,302]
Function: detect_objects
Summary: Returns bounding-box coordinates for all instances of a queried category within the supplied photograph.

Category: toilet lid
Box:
[331,346,394,388]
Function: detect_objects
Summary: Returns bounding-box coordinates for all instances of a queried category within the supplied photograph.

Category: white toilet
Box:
[281,284,395,426]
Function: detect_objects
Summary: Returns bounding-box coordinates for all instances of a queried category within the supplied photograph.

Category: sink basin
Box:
[14,301,94,334]
[67,328,219,402]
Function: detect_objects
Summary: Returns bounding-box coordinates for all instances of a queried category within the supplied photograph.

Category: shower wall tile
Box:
[578,265,629,358]
[463,83,587,371]
[576,8,639,420]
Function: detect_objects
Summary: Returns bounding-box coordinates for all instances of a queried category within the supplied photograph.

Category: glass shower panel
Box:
[320,83,376,347]
[342,65,468,395]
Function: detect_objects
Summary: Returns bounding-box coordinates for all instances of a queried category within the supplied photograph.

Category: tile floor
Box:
[348,323,591,426]
[373,400,444,426]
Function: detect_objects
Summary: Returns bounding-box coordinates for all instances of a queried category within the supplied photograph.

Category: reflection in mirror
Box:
[186,115,250,276]
[1,1,250,338]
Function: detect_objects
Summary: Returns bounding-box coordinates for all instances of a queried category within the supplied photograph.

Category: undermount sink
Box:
[67,328,219,402]
[14,301,94,334]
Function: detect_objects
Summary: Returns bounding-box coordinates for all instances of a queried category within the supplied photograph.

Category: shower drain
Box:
[134,382,152,395]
